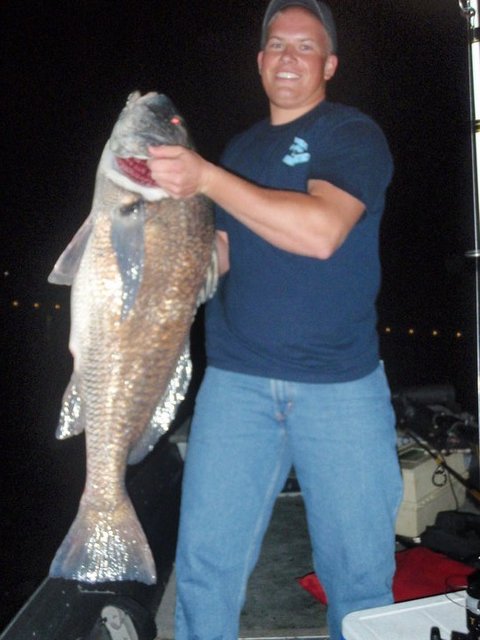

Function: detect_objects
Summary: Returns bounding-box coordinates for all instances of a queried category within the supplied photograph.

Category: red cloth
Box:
[297,546,475,603]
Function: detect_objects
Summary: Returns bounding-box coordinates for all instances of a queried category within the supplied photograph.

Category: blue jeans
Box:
[175,365,403,640]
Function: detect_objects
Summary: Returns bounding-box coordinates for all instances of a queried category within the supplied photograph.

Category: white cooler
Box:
[342,591,468,639]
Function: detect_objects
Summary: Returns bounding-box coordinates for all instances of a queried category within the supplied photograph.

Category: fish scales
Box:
[48,92,216,584]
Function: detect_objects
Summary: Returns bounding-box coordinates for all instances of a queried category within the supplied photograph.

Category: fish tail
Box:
[49,493,156,584]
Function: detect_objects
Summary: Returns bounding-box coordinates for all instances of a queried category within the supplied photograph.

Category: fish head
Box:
[109,91,190,158]
[104,91,191,199]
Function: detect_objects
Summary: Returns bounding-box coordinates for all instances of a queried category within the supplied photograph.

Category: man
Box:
[148,1,403,639]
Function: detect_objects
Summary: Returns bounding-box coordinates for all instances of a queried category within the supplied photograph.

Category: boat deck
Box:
[155,493,328,639]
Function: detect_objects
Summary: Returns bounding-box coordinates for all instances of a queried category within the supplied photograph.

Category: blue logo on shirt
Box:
[282,137,311,166]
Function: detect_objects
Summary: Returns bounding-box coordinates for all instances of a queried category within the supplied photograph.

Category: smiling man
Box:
[148,2,403,639]
[258,1,338,122]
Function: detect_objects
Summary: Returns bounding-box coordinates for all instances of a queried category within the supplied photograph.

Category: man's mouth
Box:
[276,71,300,80]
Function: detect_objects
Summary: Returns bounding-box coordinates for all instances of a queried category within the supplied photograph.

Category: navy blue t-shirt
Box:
[205,101,393,383]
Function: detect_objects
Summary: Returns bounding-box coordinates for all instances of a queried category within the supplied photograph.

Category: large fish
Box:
[47,91,216,584]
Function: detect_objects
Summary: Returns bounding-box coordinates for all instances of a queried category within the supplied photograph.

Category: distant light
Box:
[12,300,19,307]
[3,271,9,277]
[408,328,415,335]
[432,330,439,337]
[385,326,392,334]
[455,331,463,338]
[33,302,40,309]
[54,303,61,310]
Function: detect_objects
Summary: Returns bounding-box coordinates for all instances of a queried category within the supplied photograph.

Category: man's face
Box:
[258,6,338,124]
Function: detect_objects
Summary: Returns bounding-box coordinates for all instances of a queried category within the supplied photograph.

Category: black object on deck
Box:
[0,435,183,640]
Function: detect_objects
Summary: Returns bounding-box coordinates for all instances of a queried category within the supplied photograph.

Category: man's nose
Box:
[280,45,296,61]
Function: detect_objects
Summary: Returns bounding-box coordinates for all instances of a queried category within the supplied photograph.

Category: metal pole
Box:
[460,0,480,457]
[461,0,480,253]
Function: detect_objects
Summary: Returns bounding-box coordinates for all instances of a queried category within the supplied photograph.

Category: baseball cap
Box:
[260,0,337,52]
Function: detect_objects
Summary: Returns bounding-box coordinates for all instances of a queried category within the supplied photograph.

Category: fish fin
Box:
[48,213,96,285]
[110,202,145,321]
[128,343,192,465]
[196,245,218,306]
[56,373,85,439]
[49,493,156,584]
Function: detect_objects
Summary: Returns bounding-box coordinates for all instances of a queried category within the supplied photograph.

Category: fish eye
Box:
[119,201,144,217]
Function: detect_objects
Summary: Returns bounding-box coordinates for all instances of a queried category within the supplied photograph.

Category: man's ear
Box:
[324,54,338,81]
[257,50,264,74]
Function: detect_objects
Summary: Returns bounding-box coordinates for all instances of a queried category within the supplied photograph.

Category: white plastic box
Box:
[342,591,468,640]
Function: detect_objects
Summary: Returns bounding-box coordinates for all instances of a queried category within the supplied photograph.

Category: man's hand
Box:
[147,145,212,199]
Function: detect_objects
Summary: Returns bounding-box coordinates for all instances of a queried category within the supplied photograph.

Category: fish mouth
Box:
[115,156,157,186]
[101,147,169,202]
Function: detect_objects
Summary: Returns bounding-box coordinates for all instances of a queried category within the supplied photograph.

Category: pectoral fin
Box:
[111,201,145,321]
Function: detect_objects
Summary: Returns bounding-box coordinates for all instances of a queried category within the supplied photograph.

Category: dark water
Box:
[1,300,80,629]
[381,329,478,413]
